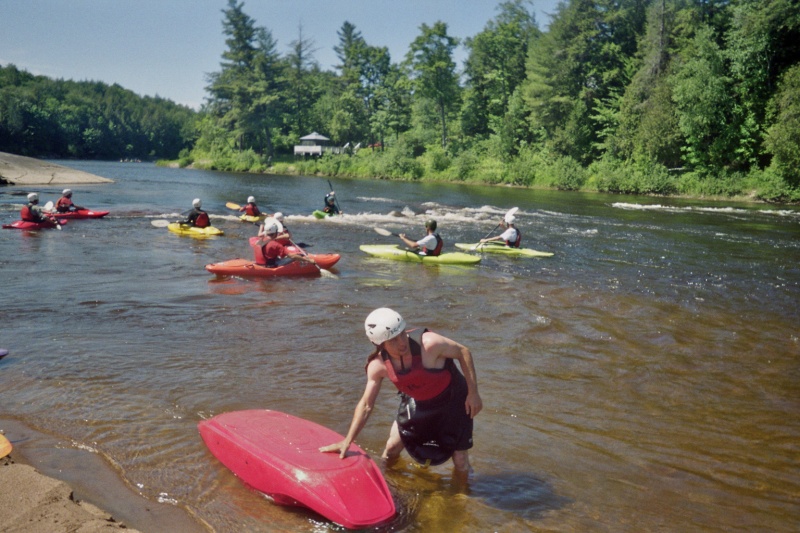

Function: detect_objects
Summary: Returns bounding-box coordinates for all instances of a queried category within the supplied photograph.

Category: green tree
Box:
[406,21,461,148]
[463,0,539,137]
[764,64,800,186]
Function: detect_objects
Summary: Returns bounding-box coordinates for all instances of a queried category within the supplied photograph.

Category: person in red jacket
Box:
[20,193,50,223]
[238,196,261,217]
[320,308,482,477]
[55,189,83,213]
[261,223,315,267]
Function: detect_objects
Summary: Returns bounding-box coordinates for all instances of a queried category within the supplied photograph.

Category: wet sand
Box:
[0,420,206,533]
[0,152,113,185]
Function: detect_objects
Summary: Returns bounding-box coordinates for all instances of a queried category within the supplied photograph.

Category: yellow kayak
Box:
[239,213,268,223]
[167,223,224,237]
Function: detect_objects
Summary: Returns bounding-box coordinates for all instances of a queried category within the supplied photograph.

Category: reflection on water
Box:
[1,161,799,532]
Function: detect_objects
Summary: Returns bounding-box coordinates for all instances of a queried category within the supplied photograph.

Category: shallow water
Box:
[1,161,799,532]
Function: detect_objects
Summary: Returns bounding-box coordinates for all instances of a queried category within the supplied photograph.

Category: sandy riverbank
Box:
[0,152,113,185]
[0,420,206,533]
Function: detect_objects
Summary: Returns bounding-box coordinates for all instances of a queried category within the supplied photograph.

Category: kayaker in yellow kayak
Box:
[398,219,443,256]
[181,198,210,228]
[480,213,521,248]
[238,196,262,217]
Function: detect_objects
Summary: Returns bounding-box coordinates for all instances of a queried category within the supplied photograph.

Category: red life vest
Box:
[245,203,259,216]
[195,211,210,228]
[423,234,444,256]
[56,197,73,213]
[379,329,452,401]
[20,205,35,221]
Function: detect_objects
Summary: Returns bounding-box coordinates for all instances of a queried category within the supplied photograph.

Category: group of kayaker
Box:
[387,214,520,258]
[19,189,83,223]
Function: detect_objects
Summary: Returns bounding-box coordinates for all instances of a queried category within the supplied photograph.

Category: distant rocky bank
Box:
[0,152,113,186]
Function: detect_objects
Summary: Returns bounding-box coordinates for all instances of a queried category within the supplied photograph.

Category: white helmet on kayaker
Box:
[365,308,406,345]
[27,192,39,202]
[505,214,516,224]
[273,212,284,221]
[192,198,202,208]
[265,223,279,235]
[62,189,72,197]
[247,196,255,204]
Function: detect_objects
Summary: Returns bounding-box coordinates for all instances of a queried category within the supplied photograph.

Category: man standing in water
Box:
[320,308,482,476]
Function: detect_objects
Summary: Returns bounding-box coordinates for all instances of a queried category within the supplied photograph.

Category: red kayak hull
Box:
[53,209,109,219]
[199,410,395,529]
[205,258,320,277]
[2,219,67,230]
[248,237,340,269]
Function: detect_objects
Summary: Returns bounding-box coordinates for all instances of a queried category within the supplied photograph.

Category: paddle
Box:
[150,219,171,228]
[288,238,336,278]
[327,180,342,213]
[473,207,519,249]
[373,227,400,238]
[226,202,241,210]
[42,201,62,230]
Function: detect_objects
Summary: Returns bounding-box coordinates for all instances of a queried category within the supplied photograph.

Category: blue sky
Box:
[1,0,560,110]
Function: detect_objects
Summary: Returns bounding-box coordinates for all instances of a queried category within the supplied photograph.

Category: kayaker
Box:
[182,198,210,228]
[55,189,84,213]
[238,196,261,217]
[262,223,316,267]
[20,192,51,223]
[320,307,482,477]
[480,214,521,248]
[398,219,443,256]
[322,192,341,215]
[257,213,289,241]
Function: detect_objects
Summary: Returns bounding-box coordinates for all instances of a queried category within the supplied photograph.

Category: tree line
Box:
[0,64,196,160]
[2,0,798,201]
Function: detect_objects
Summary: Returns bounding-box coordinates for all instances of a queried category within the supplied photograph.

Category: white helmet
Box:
[265,223,279,235]
[192,198,202,208]
[62,189,72,196]
[505,214,516,224]
[27,192,39,202]
[273,212,284,221]
[247,196,255,204]
[364,308,406,345]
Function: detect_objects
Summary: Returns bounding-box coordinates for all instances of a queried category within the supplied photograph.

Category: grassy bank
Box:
[159,146,800,204]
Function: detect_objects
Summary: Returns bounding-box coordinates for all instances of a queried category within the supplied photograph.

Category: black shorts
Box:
[395,368,473,466]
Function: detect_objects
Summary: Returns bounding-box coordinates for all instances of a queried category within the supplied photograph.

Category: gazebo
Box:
[293,132,342,156]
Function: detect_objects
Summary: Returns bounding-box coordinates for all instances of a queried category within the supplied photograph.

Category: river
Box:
[1,161,798,532]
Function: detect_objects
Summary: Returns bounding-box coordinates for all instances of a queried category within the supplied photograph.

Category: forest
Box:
[1,0,798,201]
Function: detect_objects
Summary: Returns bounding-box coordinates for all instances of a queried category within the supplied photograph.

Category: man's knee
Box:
[452,450,470,472]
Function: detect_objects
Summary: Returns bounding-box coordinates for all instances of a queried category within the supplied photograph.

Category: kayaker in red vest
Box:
[238,196,261,217]
[20,193,50,223]
[320,308,482,477]
[261,223,315,267]
[398,219,444,256]
[183,198,210,228]
[55,189,83,213]
[257,213,290,242]
[480,214,521,248]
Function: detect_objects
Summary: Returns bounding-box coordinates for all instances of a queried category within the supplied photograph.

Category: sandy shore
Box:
[0,420,206,533]
[0,152,113,185]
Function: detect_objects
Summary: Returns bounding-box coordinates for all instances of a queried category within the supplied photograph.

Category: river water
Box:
[1,161,798,532]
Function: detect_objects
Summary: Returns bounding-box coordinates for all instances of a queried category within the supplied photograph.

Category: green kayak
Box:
[313,210,333,219]
[455,242,553,257]
[360,245,481,265]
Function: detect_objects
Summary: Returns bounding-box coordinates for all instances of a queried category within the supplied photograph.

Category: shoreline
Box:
[0,152,113,186]
[0,419,207,533]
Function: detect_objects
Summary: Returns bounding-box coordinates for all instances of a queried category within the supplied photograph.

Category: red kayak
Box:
[206,258,321,278]
[52,208,109,219]
[2,219,67,230]
[199,410,395,529]
[248,237,340,270]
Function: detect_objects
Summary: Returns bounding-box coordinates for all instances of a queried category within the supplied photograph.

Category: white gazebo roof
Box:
[299,132,330,142]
